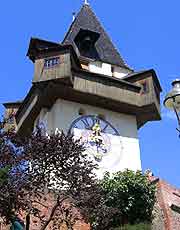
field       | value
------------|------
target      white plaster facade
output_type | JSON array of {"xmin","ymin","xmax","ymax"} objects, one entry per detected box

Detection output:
[
  {"xmin": 89, "ymin": 61, "xmax": 112, "ymax": 76},
  {"xmin": 34, "ymin": 99, "xmax": 141, "ymax": 177},
  {"xmin": 112, "ymin": 66, "xmax": 130, "ymax": 78},
  {"xmin": 88, "ymin": 61, "xmax": 130, "ymax": 78}
]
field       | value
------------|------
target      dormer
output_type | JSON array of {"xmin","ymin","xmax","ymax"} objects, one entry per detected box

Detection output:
[{"xmin": 27, "ymin": 38, "xmax": 81, "ymax": 83}]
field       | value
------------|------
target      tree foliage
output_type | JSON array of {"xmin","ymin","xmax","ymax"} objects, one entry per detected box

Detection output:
[
  {"xmin": 0, "ymin": 119, "xmax": 101, "ymax": 229},
  {"xmin": 0, "ymin": 117, "xmax": 156, "ymax": 229},
  {"xmin": 100, "ymin": 170, "xmax": 156, "ymax": 227},
  {"xmin": 0, "ymin": 166, "xmax": 9, "ymax": 185}
]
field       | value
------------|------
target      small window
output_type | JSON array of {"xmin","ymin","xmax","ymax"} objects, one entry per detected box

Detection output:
[
  {"xmin": 44, "ymin": 57, "xmax": 60, "ymax": 69},
  {"xmin": 154, "ymin": 82, "xmax": 160, "ymax": 103},
  {"xmin": 142, "ymin": 82, "xmax": 147, "ymax": 92},
  {"xmin": 140, "ymin": 80, "xmax": 149, "ymax": 95},
  {"xmin": 173, "ymin": 192, "xmax": 180, "ymax": 198},
  {"xmin": 171, "ymin": 204, "xmax": 180, "ymax": 214}
]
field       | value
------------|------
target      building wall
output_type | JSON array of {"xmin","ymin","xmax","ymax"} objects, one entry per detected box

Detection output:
[
  {"xmin": 113, "ymin": 66, "xmax": 130, "ymax": 78},
  {"xmin": 34, "ymin": 98, "xmax": 141, "ymax": 176},
  {"xmin": 33, "ymin": 53, "xmax": 71, "ymax": 83},
  {"xmin": 0, "ymin": 194, "xmax": 90, "ymax": 230},
  {"xmin": 150, "ymin": 177, "xmax": 180, "ymax": 230},
  {"xmin": 88, "ymin": 61, "xmax": 130, "ymax": 78},
  {"xmin": 152, "ymin": 189, "xmax": 166, "ymax": 230},
  {"xmin": 89, "ymin": 61, "xmax": 112, "ymax": 76}
]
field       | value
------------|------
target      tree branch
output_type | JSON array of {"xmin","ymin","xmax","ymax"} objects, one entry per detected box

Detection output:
[{"xmin": 40, "ymin": 196, "xmax": 68, "ymax": 230}]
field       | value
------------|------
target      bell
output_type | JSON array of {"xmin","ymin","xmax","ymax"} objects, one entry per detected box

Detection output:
[{"xmin": 81, "ymin": 36, "xmax": 92, "ymax": 50}]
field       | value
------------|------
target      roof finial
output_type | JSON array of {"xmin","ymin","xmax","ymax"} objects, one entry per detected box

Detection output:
[{"xmin": 84, "ymin": 0, "xmax": 89, "ymax": 5}]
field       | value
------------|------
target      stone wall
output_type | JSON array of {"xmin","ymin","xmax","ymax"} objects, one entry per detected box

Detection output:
[
  {"xmin": 0, "ymin": 193, "xmax": 90, "ymax": 230},
  {"xmin": 151, "ymin": 177, "xmax": 180, "ymax": 230},
  {"xmin": 1, "ymin": 178, "xmax": 180, "ymax": 230}
]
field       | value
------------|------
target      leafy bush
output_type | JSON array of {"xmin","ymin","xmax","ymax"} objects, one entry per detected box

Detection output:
[
  {"xmin": 100, "ymin": 170, "xmax": 156, "ymax": 227},
  {"xmin": 0, "ymin": 167, "xmax": 9, "ymax": 185}
]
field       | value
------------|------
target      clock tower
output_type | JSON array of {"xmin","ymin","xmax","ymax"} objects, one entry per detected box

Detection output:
[{"xmin": 4, "ymin": 3, "xmax": 162, "ymax": 175}]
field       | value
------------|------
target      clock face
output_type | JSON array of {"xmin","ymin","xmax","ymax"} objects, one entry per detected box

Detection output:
[
  {"xmin": 70, "ymin": 115, "xmax": 119, "ymax": 135},
  {"xmin": 70, "ymin": 115, "xmax": 121, "ymax": 162}
]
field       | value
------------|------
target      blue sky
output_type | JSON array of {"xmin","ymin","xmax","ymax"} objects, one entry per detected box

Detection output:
[{"xmin": 0, "ymin": 0, "xmax": 180, "ymax": 187}]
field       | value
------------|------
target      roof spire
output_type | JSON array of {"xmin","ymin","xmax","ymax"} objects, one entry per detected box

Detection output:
[
  {"xmin": 63, "ymin": 1, "xmax": 131, "ymax": 69},
  {"xmin": 84, "ymin": 0, "xmax": 89, "ymax": 5}
]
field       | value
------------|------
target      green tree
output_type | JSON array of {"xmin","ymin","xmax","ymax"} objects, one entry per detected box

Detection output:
[
  {"xmin": 0, "ymin": 167, "xmax": 9, "ymax": 185},
  {"xmin": 100, "ymin": 170, "xmax": 156, "ymax": 227},
  {"xmin": 0, "ymin": 119, "xmax": 101, "ymax": 230}
]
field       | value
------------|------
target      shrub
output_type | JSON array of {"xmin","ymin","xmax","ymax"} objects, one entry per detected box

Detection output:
[{"xmin": 100, "ymin": 170, "xmax": 156, "ymax": 227}]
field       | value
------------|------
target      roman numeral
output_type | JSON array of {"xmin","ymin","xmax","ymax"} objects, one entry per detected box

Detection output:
[
  {"xmin": 82, "ymin": 118, "xmax": 90, "ymax": 129},
  {"xmin": 92, "ymin": 116, "xmax": 99, "ymax": 126}
]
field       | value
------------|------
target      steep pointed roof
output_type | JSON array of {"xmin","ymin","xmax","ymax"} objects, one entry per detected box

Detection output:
[{"xmin": 63, "ymin": 4, "xmax": 131, "ymax": 70}]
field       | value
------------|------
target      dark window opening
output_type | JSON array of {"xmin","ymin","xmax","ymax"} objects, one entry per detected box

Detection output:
[
  {"xmin": 171, "ymin": 204, "xmax": 180, "ymax": 214},
  {"xmin": 44, "ymin": 57, "xmax": 60, "ymax": 69},
  {"xmin": 142, "ymin": 82, "xmax": 147, "ymax": 92},
  {"xmin": 154, "ymin": 83, "xmax": 160, "ymax": 103},
  {"xmin": 74, "ymin": 29, "xmax": 100, "ymax": 59},
  {"xmin": 111, "ymin": 66, "xmax": 115, "ymax": 77},
  {"xmin": 140, "ymin": 80, "xmax": 149, "ymax": 95},
  {"xmin": 173, "ymin": 192, "xmax": 180, "ymax": 198}
]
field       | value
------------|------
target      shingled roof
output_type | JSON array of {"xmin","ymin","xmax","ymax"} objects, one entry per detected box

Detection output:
[{"xmin": 63, "ymin": 3, "xmax": 131, "ymax": 70}]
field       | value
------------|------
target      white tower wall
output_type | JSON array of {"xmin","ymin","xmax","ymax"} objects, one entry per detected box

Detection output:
[{"xmin": 35, "ymin": 99, "xmax": 141, "ymax": 176}]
